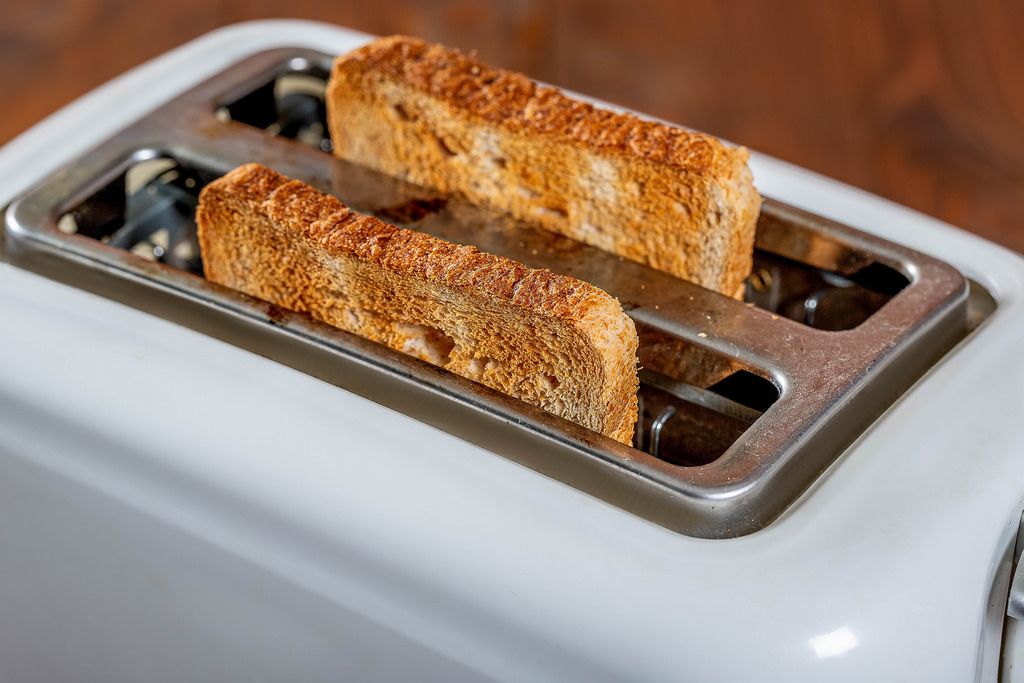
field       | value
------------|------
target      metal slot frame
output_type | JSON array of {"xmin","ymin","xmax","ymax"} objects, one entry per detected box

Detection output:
[{"xmin": 3, "ymin": 48, "xmax": 970, "ymax": 537}]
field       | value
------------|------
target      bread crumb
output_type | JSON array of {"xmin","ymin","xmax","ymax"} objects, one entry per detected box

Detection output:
[{"xmin": 698, "ymin": 332, "xmax": 708, "ymax": 338}]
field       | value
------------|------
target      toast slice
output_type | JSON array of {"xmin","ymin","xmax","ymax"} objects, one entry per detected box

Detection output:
[
  {"xmin": 326, "ymin": 36, "xmax": 761, "ymax": 298},
  {"xmin": 197, "ymin": 163, "xmax": 639, "ymax": 443}
]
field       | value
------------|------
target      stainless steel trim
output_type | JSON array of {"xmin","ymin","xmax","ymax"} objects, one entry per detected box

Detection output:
[{"xmin": 3, "ymin": 48, "xmax": 972, "ymax": 537}]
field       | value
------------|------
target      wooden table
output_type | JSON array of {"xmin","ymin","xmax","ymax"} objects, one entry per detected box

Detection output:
[{"xmin": 3, "ymin": 0, "xmax": 1021, "ymax": 252}]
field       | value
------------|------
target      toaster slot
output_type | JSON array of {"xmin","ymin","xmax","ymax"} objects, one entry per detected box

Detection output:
[
  {"xmin": 637, "ymin": 369, "xmax": 768, "ymax": 466},
  {"xmin": 217, "ymin": 56, "xmax": 333, "ymax": 153},
  {"xmin": 57, "ymin": 158, "xmax": 217, "ymax": 274}
]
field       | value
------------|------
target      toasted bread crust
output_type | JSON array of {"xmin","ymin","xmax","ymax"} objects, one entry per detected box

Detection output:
[
  {"xmin": 197, "ymin": 163, "xmax": 639, "ymax": 443},
  {"xmin": 328, "ymin": 36, "xmax": 761, "ymax": 297},
  {"xmin": 341, "ymin": 36, "xmax": 731, "ymax": 173}
]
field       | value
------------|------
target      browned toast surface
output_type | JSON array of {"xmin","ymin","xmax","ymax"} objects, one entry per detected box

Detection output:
[
  {"xmin": 197, "ymin": 163, "xmax": 639, "ymax": 443},
  {"xmin": 327, "ymin": 35, "xmax": 761, "ymax": 298}
]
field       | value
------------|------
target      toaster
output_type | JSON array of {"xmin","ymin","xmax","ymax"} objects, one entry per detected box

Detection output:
[{"xmin": 2, "ymin": 20, "xmax": 1023, "ymax": 682}]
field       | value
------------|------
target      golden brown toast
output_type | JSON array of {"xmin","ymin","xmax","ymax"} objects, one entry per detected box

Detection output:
[
  {"xmin": 197, "ymin": 163, "xmax": 639, "ymax": 443},
  {"xmin": 327, "ymin": 35, "xmax": 761, "ymax": 298}
]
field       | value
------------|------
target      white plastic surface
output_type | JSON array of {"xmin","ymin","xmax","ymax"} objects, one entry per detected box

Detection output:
[{"xmin": 2, "ymin": 21, "xmax": 1024, "ymax": 682}]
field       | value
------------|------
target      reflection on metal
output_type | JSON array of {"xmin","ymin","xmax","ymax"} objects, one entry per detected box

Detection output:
[{"xmin": 649, "ymin": 406, "xmax": 677, "ymax": 460}]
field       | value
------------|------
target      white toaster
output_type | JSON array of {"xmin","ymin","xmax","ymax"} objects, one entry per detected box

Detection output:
[{"xmin": 2, "ymin": 20, "xmax": 1023, "ymax": 682}]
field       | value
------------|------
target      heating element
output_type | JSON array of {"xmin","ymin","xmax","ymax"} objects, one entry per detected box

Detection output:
[{"xmin": 3, "ymin": 48, "xmax": 981, "ymax": 537}]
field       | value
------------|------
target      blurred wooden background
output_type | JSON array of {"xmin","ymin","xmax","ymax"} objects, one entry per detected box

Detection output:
[{"xmin": 3, "ymin": 0, "xmax": 1022, "ymax": 251}]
